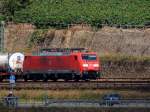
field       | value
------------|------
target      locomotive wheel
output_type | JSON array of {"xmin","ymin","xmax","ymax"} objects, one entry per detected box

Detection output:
[
  {"xmin": 64, "ymin": 79, "xmax": 69, "ymax": 82},
  {"xmin": 75, "ymin": 79, "xmax": 79, "ymax": 82},
  {"xmin": 52, "ymin": 74, "xmax": 58, "ymax": 82},
  {"xmin": 74, "ymin": 75, "xmax": 80, "ymax": 82},
  {"xmin": 75, "ymin": 78, "xmax": 79, "ymax": 82},
  {"xmin": 52, "ymin": 77, "xmax": 58, "ymax": 82},
  {"xmin": 43, "ymin": 78, "xmax": 48, "ymax": 82},
  {"xmin": 83, "ymin": 76, "xmax": 89, "ymax": 82},
  {"xmin": 43, "ymin": 74, "xmax": 48, "ymax": 82},
  {"xmin": 24, "ymin": 78, "xmax": 28, "ymax": 82},
  {"xmin": 52, "ymin": 78, "xmax": 57, "ymax": 82},
  {"xmin": 15, "ymin": 77, "xmax": 17, "ymax": 82},
  {"xmin": 24, "ymin": 76, "xmax": 28, "ymax": 82},
  {"xmin": 0, "ymin": 77, "xmax": 3, "ymax": 82},
  {"xmin": 64, "ymin": 75, "xmax": 70, "ymax": 82},
  {"xmin": 33, "ymin": 78, "xmax": 37, "ymax": 82},
  {"xmin": 84, "ymin": 79, "xmax": 89, "ymax": 82},
  {"xmin": 23, "ymin": 74, "xmax": 29, "ymax": 82}
]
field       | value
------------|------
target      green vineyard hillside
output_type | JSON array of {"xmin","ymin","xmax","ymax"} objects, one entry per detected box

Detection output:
[{"xmin": 0, "ymin": 0, "xmax": 150, "ymax": 27}]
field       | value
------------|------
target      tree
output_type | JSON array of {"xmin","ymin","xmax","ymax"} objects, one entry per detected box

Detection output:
[
  {"xmin": 0, "ymin": 0, "xmax": 31, "ymax": 20},
  {"xmin": 20, "ymin": 0, "xmax": 31, "ymax": 8},
  {"xmin": 1, "ymin": 0, "xmax": 20, "ymax": 16}
]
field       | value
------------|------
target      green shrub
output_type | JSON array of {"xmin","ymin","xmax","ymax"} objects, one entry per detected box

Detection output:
[
  {"xmin": 28, "ymin": 29, "xmax": 48, "ymax": 48},
  {"xmin": 0, "ymin": 15, "xmax": 5, "ymax": 21}
]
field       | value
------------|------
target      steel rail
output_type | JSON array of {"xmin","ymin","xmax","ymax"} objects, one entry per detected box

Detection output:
[
  {"xmin": 1, "ymin": 81, "xmax": 150, "ymax": 89},
  {"xmin": 1, "ymin": 77, "xmax": 150, "ymax": 82}
]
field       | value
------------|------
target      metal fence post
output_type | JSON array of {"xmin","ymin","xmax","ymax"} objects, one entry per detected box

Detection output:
[{"xmin": 0, "ymin": 21, "xmax": 5, "ymax": 52}]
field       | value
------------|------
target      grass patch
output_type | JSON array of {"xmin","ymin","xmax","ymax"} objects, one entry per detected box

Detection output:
[
  {"xmin": 100, "ymin": 54, "xmax": 150, "ymax": 62},
  {"xmin": 0, "ymin": 89, "xmax": 150, "ymax": 100},
  {"xmin": 0, "ymin": 107, "xmax": 149, "ymax": 112}
]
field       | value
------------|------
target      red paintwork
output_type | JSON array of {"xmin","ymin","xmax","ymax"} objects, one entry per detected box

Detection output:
[{"xmin": 23, "ymin": 52, "xmax": 101, "ymax": 76}]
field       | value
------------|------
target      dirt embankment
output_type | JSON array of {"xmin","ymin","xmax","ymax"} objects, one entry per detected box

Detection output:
[
  {"xmin": 4, "ymin": 23, "xmax": 150, "ymax": 78},
  {"xmin": 5, "ymin": 24, "xmax": 150, "ymax": 56},
  {"xmin": 5, "ymin": 23, "xmax": 35, "ymax": 52}
]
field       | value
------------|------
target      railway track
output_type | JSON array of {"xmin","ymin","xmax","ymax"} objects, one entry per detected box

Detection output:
[
  {"xmin": 1, "ymin": 77, "xmax": 150, "ymax": 82},
  {"xmin": 1, "ymin": 78, "xmax": 150, "ymax": 89}
]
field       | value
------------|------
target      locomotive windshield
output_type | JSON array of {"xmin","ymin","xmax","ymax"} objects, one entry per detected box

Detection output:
[{"xmin": 82, "ymin": 54, "xmax": 97, "ymax": 60}]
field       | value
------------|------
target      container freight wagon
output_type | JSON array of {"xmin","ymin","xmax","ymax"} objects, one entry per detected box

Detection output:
[{"xmin": 23, "ymin": 48, "xmax": 101, "ymax": 81}]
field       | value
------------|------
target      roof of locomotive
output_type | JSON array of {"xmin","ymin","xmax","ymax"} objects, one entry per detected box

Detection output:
[
  {"xmin": 30, "ymin": 48, "xmax": 96, "ymax": 56},
  {"xmin": 40, "ymin": 48, "xmax": 87, "ymax": 52}
]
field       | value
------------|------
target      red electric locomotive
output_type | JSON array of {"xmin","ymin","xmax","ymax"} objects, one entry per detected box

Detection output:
[{"xmin": 23, "ymin": 48, "xmax": 101, "ymax": 81}]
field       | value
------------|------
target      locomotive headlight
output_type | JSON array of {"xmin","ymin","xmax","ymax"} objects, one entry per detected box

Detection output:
[
  {"xmin": 83, "ymin": 64, "xmax": 88, "ymax": 67},
  {"xmin": 93, "ymin": 64, "xmax": 99, "ymax": 67}
]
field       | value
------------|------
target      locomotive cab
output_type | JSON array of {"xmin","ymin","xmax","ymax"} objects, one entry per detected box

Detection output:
[{"xmin": 81, "ymin": 53, "xmax": 100, "ymax": 79}]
